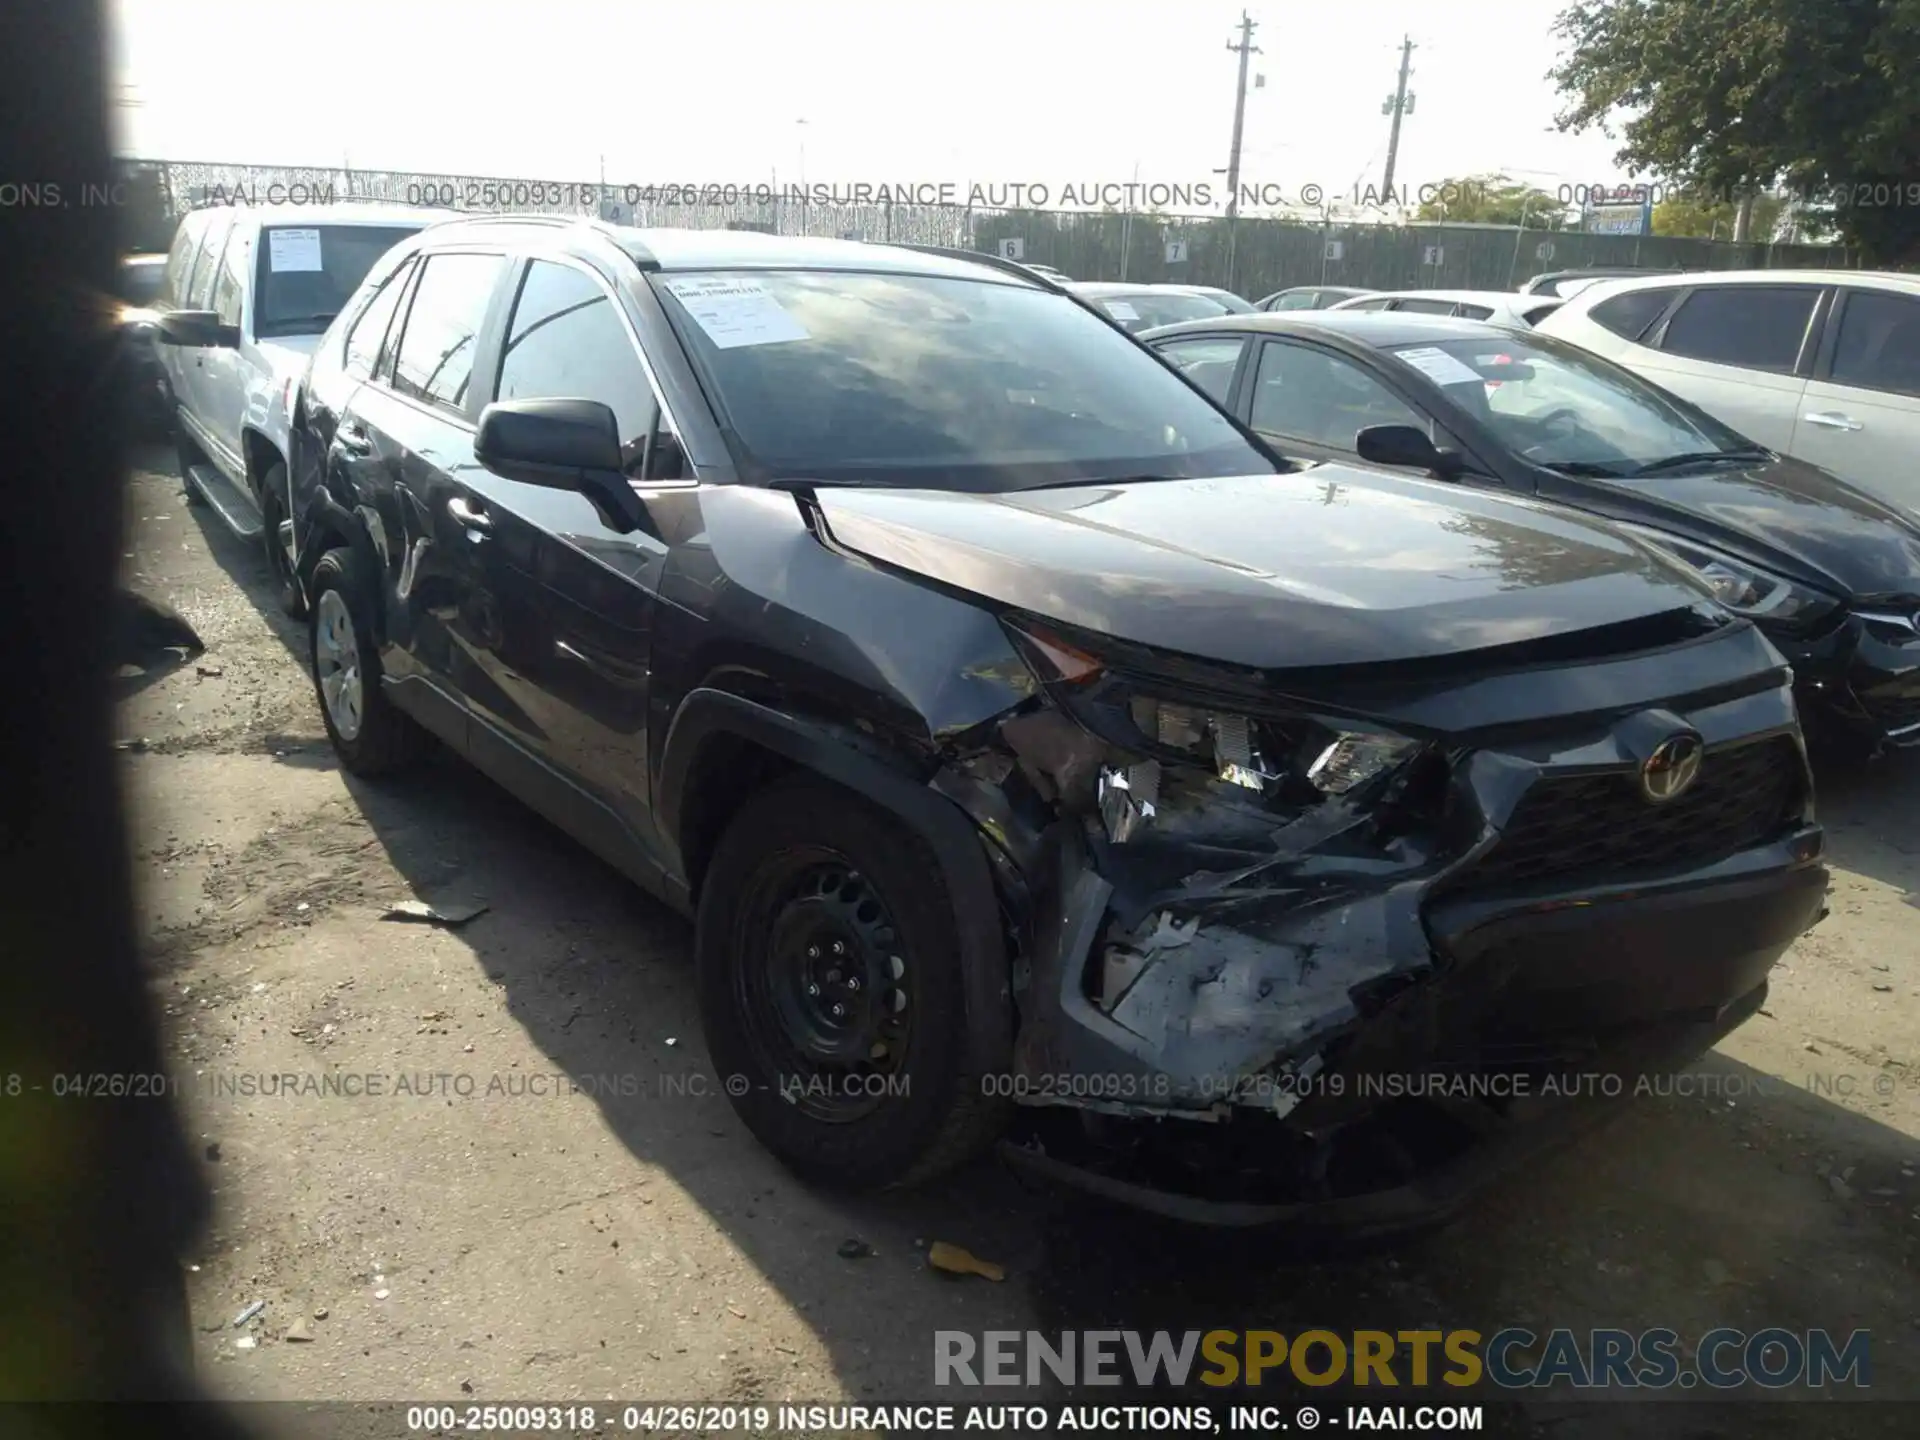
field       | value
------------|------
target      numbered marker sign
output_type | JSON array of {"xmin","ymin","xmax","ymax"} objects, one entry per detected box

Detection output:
[
  {"xmin": 1165, "ymin": 239, "xmax": 1189, "ymax": 264},
  {"xmin": 1324, "ymin": 240, "xmax": 1345, "ymax": 261},
  {"xmin": 1535, "ymin": 240, "xmax": 1556, "ymax": 262},
  {"xmin": 1422, "ymin": 245, "xmax": 1445, "ymax": 266},
  {"xmin": 998, "ymin": 237, "xmax": 1025, "ymax": 260}
]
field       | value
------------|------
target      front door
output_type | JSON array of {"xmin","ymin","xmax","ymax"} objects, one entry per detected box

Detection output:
[{"xmin": 466, "ymin": 258, "xmax": 685, "ymax": 831}]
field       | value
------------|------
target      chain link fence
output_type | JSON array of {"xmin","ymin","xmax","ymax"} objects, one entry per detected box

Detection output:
[{"xmin": 119, "ymin": 158, "xmax": 1861, "ymax": 294}]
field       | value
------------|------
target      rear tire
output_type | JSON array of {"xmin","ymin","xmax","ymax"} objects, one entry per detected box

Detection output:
[
  {"xmin": 308, "ymin": 546, "xmax": 428, "ymax": 776},
  {"xmin": 696, "ymin": 775, "xmax": 1008, "ymax": 1191},
  {"xmin": 259, "ymin": 463, "xmax": 307, "ymax": 619}
]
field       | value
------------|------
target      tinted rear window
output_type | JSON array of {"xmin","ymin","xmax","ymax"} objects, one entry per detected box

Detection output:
[
  {"xmin": 655, "ymin": 269, "xmax": 1269, "ymax": 491},
  {"xmin": 1589, "ymin": 287, "xmax": 1677, "ymax": 341},
  {"xmin": 1658, "ymin": 286, "xmax": 1820, "ymax": 372},
  {"xmin": 254, "ymin": 225, "xmax": 421, "ymax": 337}
]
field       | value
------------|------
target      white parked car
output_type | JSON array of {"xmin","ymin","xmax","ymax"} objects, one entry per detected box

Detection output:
[
  {"xmin": 155, "ymin": 202, "xmax": 457, "ymax": 608},
  {"xmin": 1325, "ymin": 288, "xmax": 1563, "ymax": 327},
  {"xmin": 1536, "ymin": 269, "xmax": 1920, "ymax": 517}
]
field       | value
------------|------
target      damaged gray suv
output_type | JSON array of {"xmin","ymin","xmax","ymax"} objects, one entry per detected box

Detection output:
[{"xmin": 286, "ymin": 223, "xmax": 1829, "ymax": 1228}]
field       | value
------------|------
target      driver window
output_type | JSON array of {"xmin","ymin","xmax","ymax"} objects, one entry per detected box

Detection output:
[{"xmin": 1250, "ymin": 341, "xmax": 1425, "ymax": 450}]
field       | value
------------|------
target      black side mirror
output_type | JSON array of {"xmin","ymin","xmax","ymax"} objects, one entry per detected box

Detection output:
[
  {"xmin": 475, "ymin": 398, "xmax": 654, "ymax": 535},
  {"xmin": 1356, "ymin": 423, "xmax": 1465, "ymax": 479},
  {"xmin": 156, "ymin": 309, "xmax": 238, "ymax": 348}
]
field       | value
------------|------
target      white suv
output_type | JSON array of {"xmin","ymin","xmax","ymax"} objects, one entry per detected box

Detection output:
[
  {"xmin": 1537, "ymin": 270, "xmax": 1920, "ymax": 518},
  {"xmin": 156, "ymin": 203, "xmax": 455, "ymax": 607}
]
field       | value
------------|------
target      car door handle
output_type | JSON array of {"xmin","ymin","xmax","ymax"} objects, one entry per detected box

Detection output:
[
  {"xmin": 1803, "ymin": 411, "xmax": 1863, "ymax": 431},
  {"xmin": 336, "ymin": 421, "xmax": 373, "ymax": 455},
  {"xmin": 447, "ymin": 495, "xmax": 493, "ymax": 534}
]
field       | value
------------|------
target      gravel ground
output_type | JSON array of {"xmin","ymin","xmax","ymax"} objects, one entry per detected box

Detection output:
[{"xmin": 114, "ymin": 447, "xmax": 1920, "ymax": 1438}]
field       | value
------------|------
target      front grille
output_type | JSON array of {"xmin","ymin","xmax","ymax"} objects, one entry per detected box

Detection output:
[{"xmin": 1459, "ymin": 737, "xmax": 1803, "ymax": 893}]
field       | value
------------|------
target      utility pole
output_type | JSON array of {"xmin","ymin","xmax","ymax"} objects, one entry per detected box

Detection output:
[
  {"xmin": 1380, "ymin": 36, "xmax": 1415, "ymax": 203},
  {"xmin": 1223, "ymin": 11, "xmax": 1260, "ymax": 287}
]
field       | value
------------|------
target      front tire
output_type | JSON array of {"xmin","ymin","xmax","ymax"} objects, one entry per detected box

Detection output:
[
  {"xmin": 697, "ymin": 776, "xmax": 1007, "ymax": 1191},
  {"xmin": 308, "ymin": 546, "xmax": 427, "ymax": 776},
  {"xmin": 259, "ymin": 463, "xmax": 307, "ymax": 619},
  {"xmin": 175, "ymin": 422, "xmax": 207, "ymax": 506}
]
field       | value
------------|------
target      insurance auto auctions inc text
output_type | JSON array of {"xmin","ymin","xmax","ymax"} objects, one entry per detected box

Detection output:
[{"xmin": 935, "ymin": 1328, "xmax": 1872, "ymax": 1392}]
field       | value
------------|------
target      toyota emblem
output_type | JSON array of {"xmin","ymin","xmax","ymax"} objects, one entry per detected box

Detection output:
[{"xmin": 1640, "ymin": 733, "xmax": 1705, "ymax": 803}]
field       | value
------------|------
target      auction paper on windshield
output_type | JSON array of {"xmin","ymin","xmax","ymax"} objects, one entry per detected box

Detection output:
[
  {"xmin": 268, "ymin": 229, "xmax": 324, "ymax": 273},
  {"xmin": 662, "ymin": 276, "xmax": 810, "ymax": 349},
  {"xmin": 1397, "ymin": 346, "xmax": 1484, "ymax": 387}
]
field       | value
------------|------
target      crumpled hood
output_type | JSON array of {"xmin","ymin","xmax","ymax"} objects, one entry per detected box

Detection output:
[
  {"xmin": 813, "ymin": 467, "xmax": 1718, "ymax": 671},
  {"xmin": 1563, "ymin": 455, "xmax": 1920, "ymax": 603}
]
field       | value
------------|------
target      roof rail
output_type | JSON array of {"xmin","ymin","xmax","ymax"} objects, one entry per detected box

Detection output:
[{"xmin": 881, "ymin": 243, "xmax": 1066, "ymax": 293}]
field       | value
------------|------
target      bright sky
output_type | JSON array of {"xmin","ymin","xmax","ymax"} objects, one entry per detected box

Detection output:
[{"xmin": 110, "ymin": 0, "xmax": 1627, "ymax": 201}]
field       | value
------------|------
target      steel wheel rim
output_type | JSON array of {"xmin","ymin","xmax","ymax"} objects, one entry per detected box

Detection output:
[
  {"xmin": 735, "ymin": 851, "xmax": 913, "ymax": 1123},
  {"xmin": 314, "ymin": 589, "xmax": 363, "ymax": 741}
]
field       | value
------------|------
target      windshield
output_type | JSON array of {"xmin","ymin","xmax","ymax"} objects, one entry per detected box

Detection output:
[
  {"xmin": 254, "ymin": 225, "xmax": 421, "ymax": 337},
  {"xmin": 653, "ymin": 269, "xmax": 1272, "ymax": 490},
  {"xmin": 1386, "ymin": 333, "xmax": 1749, "ymax": 473},
  {"xmin": 1083, "ymin": 289, "xmax": 1232, "ymax": 332}
]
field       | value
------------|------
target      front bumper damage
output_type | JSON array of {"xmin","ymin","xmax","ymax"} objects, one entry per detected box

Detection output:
[
  {"xmin": 1776, "ymin": 606, "xmax": 1920, "ymax": 750},
  {"xmin": 935, "ymin": 619, "xmax": 1831, "ymax": 1228}
]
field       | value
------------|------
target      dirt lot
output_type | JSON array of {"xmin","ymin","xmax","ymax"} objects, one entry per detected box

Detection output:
[{"xmin": 115, "ymin": 445, "xmax": 1919, "ymax": 1437}]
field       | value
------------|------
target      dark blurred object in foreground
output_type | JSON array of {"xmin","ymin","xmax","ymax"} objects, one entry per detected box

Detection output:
[{"xmin": 0, "ymin": 3, "xmax": 243, "ymax": 1436}]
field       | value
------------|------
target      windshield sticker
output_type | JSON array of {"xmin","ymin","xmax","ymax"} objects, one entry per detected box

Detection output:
[
  {"xmin": 662, "ymin": 276, "xmax": 809, "ymax": 349},
  {"xmin": 267, "ymin": 228, "xmax": 323, "ymax": 273},
  {"xmin": 1397, "ymin": 346, "xmax": 1484, "ymax": 387},
  {"xmin": 1104, "ymin": 301, "xmax": 1140, "ymax": 320}
]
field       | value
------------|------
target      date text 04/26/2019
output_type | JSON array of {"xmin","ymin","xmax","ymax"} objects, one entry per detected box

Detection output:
[{"xmin": 402, "ymin": 1403, "xmax": 1483, "ymax": 1434}]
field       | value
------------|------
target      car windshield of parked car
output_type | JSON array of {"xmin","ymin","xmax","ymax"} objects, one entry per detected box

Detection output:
[
  {"xmin": 1086, "ymin": 290, "xmax": 1232, "ymax": 332},
  {"xmin": 655, "ymin": 270, "xmax": 1273, "ymax": 490},
  {"xmin": 254, "ymin": 225, "xmax": 420, "ymax": 337},
  {"xmin": 1386, "ymin": 334, "xmax": 1745, "ymax": 473}
]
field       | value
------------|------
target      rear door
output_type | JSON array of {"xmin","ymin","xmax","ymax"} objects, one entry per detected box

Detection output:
[
  {"xmin": 466, "ymin": 256, "xmax": 690, "ymax": 825},
  {"xmin": 1631, "ymin": 283, "xmax": 1823, "ymax": 450},
  {"xmin": 340, "ymin": 250, "xmax": 514, "ymax": 704},
  {"xmin": 1792, "ymin": 284, "xmax": 1920, "ymax": 516}
]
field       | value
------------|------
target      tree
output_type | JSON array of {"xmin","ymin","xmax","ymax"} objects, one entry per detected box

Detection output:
[
  {"xmin": 1652, "ymin": 191, "xmax": 1787, "ymax": 241},
  {"xmin": 1414, "ymin": 173, "xmax": 1569, "ymax": 227},
  {"xmin": 1551, "ymin": 0, "xmax": 1920, "ymax": 263}
]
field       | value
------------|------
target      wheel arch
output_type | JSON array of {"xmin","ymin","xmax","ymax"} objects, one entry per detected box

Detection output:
[{"xmin": 660, "ymin": 689, "xmax": 1013, "ymax": 1067}]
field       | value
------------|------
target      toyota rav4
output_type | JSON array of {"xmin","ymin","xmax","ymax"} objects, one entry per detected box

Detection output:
[{"xmin": 285, "ymin": 220, "xmax": 1829, "ymax": 1228}]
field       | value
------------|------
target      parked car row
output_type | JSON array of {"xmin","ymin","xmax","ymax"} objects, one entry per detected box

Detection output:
[{"xmin": 147, "ymin": 208, "xmax": 1901, "ymax": 1231}]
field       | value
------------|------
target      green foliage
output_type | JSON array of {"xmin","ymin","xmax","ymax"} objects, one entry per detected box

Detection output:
[
  {"xmin": 1415, "ymin": 174, "xmax": 1569, "ymax": 227},
  {"xmin": 1551, "ymin": 0, "xmax": 1920, "ymax": 262},
  {"xmin": 1652, "ymin": 191, "xmax": 1787, "ymax": 240}
]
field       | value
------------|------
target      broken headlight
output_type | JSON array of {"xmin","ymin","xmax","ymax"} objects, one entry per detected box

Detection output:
[
  {"xmin": 1127, "ymin": 697, "xmax": 1418, "ymax": 794},
  {"xmin": 1002, "ymin": 619, "xmax": 1427, "ymax": 845}
]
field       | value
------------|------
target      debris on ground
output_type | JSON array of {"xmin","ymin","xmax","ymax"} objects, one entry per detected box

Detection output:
[
  {"xmin": 927, "ymin": 1241, "xmax": 1005, "ymax": 1281},
  {"xmin": 234, "ymin": 1335, "xmax": 257, "ymax": 1350},
  {"xmin": 231, "ymin": 1300, "xmax": 265, "ymax": 1327},
  {"xmin": 836, "ymin": 1239, "xmax": 872, "ymax": 1260},
  {"xmin": 312, "ymin": 1307, "xmax": 328, "ymax": 1320},
  {"xmin": 285, "ymin": 1318, "xmax": 314, "ymax": 1342},
  {"xmin": 195, "ymin": 663, "xmax": 224, "ymax": 678},
  {"xmin": 204, "ymin": 1142, "xmax": 221, "ymax": 1162},
  {"xmin": 383, "ymin": 898, "xmax": 490, "ymax": 927}
]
